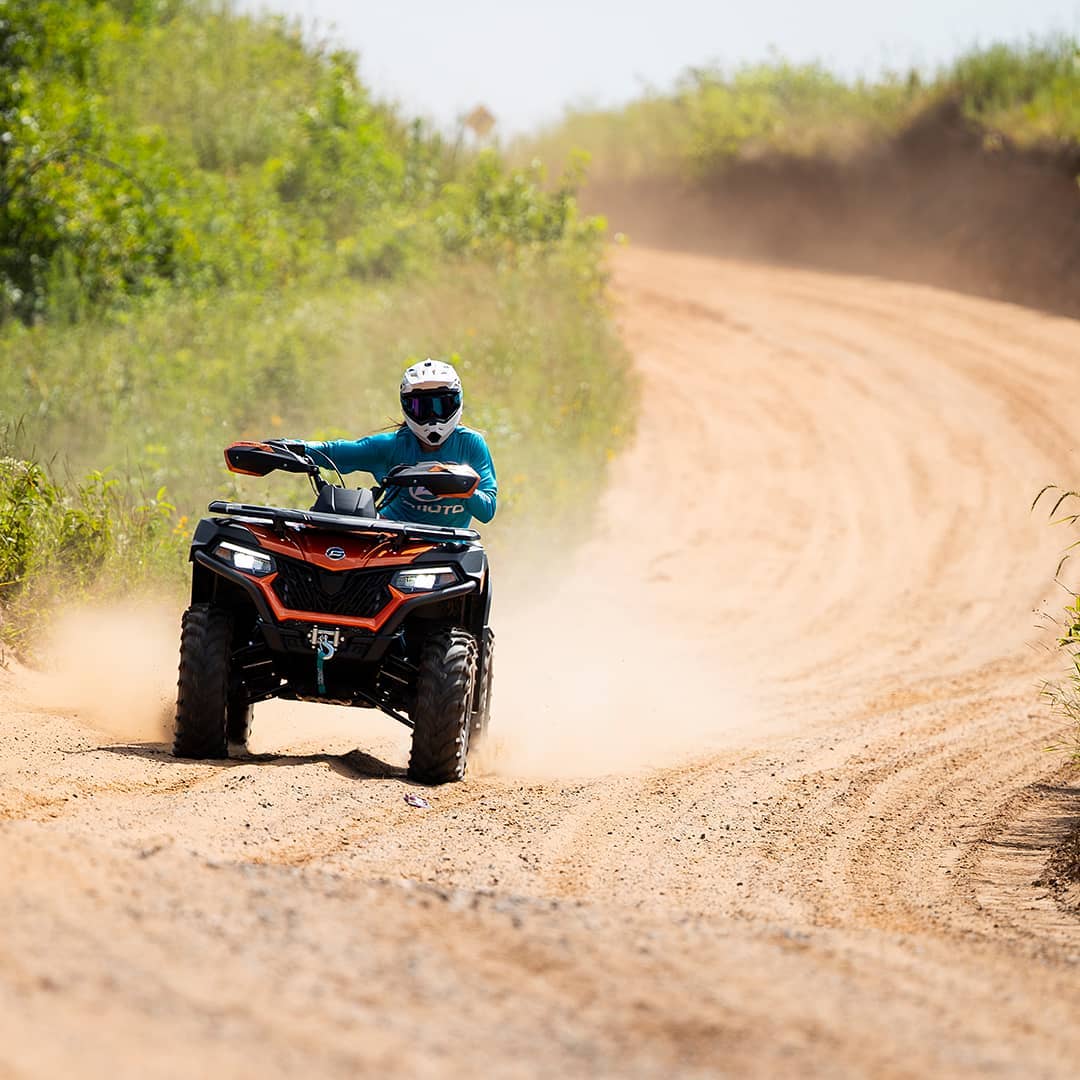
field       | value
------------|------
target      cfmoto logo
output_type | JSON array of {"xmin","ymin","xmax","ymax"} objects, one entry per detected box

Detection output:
[
  {"xmin": 408, "ymin": 485, "xmax": 465, "ymax": 516},
  {"xmin": 325, "ymin": 546, "xmax": 346, "ymax": 560}
]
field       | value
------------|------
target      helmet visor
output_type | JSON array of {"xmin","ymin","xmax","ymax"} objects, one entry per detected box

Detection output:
[{"xmin": 402, "ymin": 389, "xmax": 461, "ymax": 424}]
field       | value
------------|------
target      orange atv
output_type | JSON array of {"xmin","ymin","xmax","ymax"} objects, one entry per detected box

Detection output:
[{"xmin": 172, "ymin": 441, "xmax": 493, "ymax": 784}]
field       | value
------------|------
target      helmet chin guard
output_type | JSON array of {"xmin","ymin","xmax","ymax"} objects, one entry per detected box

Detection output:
[
  {"xmin": 400, "ymin": 359, "xmax": 463, "ymax": 448},
  {"xmin": 404, "ymin": 413, "xmax": 460, "ymax": 447}
]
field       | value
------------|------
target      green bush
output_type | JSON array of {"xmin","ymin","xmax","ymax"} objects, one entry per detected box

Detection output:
[
  {"xmin": 518, "ymin": 38, "xmax": 1080, "ymax": 181},
  {"xmin": 0, "ymin": 459, "xmax": 141, "ymax": 592},
  {"xmin": 1031, "ymin": 486, "xmax": 1080, "ymax": 756},
  {"xmin": 0, "ymin": 459, "xmax": 192, "ymax": 645},
  {"xmin": 950, "ymin": 41, "xmax": 1080, "ymax": 143},
  {"xmin": 0, "ymin": 0, "xmax": 607, "ymax": 321}
]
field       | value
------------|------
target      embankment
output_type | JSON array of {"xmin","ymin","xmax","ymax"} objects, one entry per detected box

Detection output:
[{"xmin": 587, "ymin": 103, "xmax": 1080, "ymax": 318}]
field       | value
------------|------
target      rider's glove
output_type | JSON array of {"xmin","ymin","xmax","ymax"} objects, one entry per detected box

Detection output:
[{"xmin": 267, "ymin": 438, "xmax": 306, "ymax": 456}]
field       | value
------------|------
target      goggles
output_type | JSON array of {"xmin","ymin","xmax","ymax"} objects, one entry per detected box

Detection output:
[{"xmin": 401, "ymin": 389, "xmax": 462, "ymax": 424}]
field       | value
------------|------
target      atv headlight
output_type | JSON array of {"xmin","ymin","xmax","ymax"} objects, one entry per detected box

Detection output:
[
  {"xmin": 391, "ymin": 566, "xmax": 457, "ymax": 592},
  {"xmin": 215, "ymin": 540, "xmax": 275, "ymax": 577}
]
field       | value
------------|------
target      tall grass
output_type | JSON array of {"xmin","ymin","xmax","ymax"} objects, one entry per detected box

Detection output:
[
  {"xmin": 1034, "ymin": 486, "xmax": 1080, "ymax": 758},
  {"xmin": 3, "ymin": 260, "xmax": 627, "ymax": 506},
  {"xmin": 950, "ymin": 41, "xmax": 1080, "ymax": 142}
]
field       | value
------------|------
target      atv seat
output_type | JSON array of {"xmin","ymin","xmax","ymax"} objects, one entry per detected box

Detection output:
[{"xmin": 310, "ymin": 485, "xmax": 377, "ymax": 518}]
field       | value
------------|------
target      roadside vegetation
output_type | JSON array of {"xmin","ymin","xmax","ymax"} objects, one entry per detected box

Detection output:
[
  {"xmin": 1034, "ymin": 487, "xmax": 1080, "ymax": 758},
  {"xmin": 0, "ymin": 0, "xmax": 631, "ymax": 649},
  {"xmin": 519, "ymin": 38, "xmax": 1080, "ymax": 180}
]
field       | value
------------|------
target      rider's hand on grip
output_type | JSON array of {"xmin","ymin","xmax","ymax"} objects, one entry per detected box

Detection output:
[{"xmin": 267, "ymin": 438, "xmax": 306, "ymax": 456}]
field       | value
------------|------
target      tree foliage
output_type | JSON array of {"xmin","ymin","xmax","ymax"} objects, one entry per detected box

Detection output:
[{"xmin": 0, "ymin": 0, "xmax": 600, "ymax": 323}]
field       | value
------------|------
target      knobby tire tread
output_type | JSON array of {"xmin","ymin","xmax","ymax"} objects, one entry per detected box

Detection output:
[
  {"xmin": 408, "ymin": 628, "xmax": 477, "ymax": 785},
  {"xmin": 173, "ymin": 603, "xmax": 232, "ymax": 759}
]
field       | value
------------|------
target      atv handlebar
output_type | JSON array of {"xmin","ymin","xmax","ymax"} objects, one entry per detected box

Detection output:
[{"xmin": 226, "ymin": 441, "xmax": 480, "ymax": 500}]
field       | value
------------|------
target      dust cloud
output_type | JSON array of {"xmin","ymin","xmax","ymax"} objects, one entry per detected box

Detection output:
[
  {"xmin": 12, "ymin": 601, "xmax": 413, "ymax": 759},
  {"xmin": 478, "ymin": 574, "xmax": 760, "ymax": 780},
  {"xmin": 10, "ymin": 563, "xmax": 760, "ymax": 778},
  {"xmin": 19, "ymin": 603, "xmax": 179, "ymax": 742},
  {"xmin": 582, "ymin": 105, "xmax": 1080, "ymax": 323},
  {"xmin": 252, "ymin": 697, "xmax": 411, "ymax": 761}
]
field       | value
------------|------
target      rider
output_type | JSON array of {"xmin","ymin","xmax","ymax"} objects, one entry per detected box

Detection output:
[{"xmin": 292, "ymin": 359, "xmax": 497, "ymax": 528}]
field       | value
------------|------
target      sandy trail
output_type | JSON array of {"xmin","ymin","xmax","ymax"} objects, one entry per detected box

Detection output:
[{"xmin": 3, "ymin": 246, "xmax": 1080, "ymax": 1077}]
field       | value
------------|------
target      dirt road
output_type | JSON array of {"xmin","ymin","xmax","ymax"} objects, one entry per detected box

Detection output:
[{"xmin": 3, "ymin": 247, "xmax": 1080, "ymax": 1078}]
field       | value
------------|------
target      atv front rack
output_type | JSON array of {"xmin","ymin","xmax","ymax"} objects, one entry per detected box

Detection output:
[{"xmin": 207, "ymin": 501, "xmax": 480, "ymax": 544}]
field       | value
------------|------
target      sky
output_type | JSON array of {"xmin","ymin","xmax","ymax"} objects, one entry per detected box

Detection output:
[{"xmin": 236, "ymin": 0, "xmax": 1080, "ymax": 135}]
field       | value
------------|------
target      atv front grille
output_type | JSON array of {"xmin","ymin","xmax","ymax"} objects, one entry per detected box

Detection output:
[{"xmin": 271, "ymin": 559, "xmax": 395, "ymax": 618}]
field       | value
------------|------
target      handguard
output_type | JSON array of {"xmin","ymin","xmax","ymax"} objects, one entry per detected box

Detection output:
[
  {"xmin": 224, "ymin": 441, "xmax": 316, "ymax": 477},
  {"xmin": 382, "ymin": 462, "xmax": 480, "ymax": 499}
]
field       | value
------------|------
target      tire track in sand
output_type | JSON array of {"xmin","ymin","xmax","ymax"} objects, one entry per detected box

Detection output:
[{"xmin": 2, "ymin": 247, "xmax": 1080, "ymax": 1077}]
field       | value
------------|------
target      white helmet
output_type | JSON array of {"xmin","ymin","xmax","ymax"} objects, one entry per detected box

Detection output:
[{"xmin": 400, "ymin": 359, "xmax": 463, "ymax": 448}]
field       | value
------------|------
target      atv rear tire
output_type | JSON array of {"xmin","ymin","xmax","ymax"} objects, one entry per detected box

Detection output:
[
  {"xmin": 226, "ymin": 697, "xmax": 253, "ymax": 749},
  {"xmin": 408, "ymin": 628, "xmax": 477, "ymax": 785},
  {"xmin": 470, "ymin": 627, "xmax": 494, "ymax": 748},
  {"xmin": 173, "ymin": 603, "xmax": 232, "ymax": 759}
]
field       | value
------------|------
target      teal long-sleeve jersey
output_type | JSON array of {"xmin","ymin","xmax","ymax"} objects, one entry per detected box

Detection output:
[{"xmin": 304, "ymin": 426, "xmax": 497, "ymax": 528}]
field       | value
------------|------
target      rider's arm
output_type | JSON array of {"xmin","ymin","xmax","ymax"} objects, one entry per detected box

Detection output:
[
  {"xmin": 302, "ymin": 433, "xmax": 397, "ymax": 479},
  {"xmin": 461, "ymin": 431, "xmax": 498, "ymax": 524}
]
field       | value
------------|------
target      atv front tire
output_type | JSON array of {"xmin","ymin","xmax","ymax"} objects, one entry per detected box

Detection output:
[
  {"xmin": 173, "ymin": 603, "xmax": 232, "ymax": 759},
  {"xmin": 408, "ymin": 628, "xmax": 477, "ymax": 785}
]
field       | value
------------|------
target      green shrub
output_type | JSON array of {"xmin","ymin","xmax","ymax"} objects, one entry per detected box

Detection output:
[
  {"xmin": 517, "ymin": 38, "xmax": 1080, "ymax": 181},
  {"xmin": 0, "ymin": 0, "xmax": 608, "ymax": 322},
  {"xmin": 0, "ymin": 453, "xmax": 123, "ymax": 639},
  {"xmin": 1032, "ymin": 486, "xmax": 1080, "ymax": 756},
  {"xmin": 950, "ymin": 40, "xmax": 1080, "ymax": 143}
]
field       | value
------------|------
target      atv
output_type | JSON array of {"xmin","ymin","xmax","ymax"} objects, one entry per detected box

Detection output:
[{"xmin": 172, "ymin": 440, "xmax": 494, "ymax": 784}]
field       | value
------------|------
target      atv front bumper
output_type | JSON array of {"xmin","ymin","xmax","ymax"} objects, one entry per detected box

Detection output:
[{"xmin": 192, "ymin": 549, "xmax": 478, "ymax": 665}]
